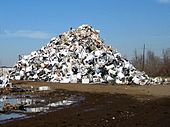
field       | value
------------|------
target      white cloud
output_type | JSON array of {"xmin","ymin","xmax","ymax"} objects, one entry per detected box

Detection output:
[
  {"xmin": 1, "ymin": 30, "xmax": 51, "ymax": 39},
  {"xmin": 158, "ymin": 0, "xmax": 170, "ymax": 4}
]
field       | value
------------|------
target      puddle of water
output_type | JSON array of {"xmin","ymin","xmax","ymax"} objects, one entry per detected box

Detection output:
[
  {"xmin": 47, "ymin": 100, "xmax": 75, "ymax": 107},
  {"xmin": 0, "ymin": 113, "xmax": 26, "ymax": 121},
  {"xmin": 0, "ymin": 95, "xmax": 44, "ymax": 107},
  {"xmin": 0, "ymin": 96, "xmax": 16, "ymax": 104},
  {"xmin": 17, "ymin": 98, "xmax": 44, "ymax": 106},
  {"xmin": 26, "ymin": 107, "xmax": 49, "ymax": 113},
  {"xmin": 0, "ymin": 96, "xmax": 18, "ymax": 111},
  {"xmin": 25, "ymin": 96, "xmax": 85, "ymax": 113},
  {"xmin": 84, "ymin": 108, "xmax": 96, "ymax": 112},
  {"xmin": 0, "ymin": 94, "xmax": 85, "ymax": 122}
]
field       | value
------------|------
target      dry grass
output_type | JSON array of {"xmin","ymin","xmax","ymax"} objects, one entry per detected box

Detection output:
[{"xmin": 11, "ymin": 80, "xmax": 170, "ymax": 99}]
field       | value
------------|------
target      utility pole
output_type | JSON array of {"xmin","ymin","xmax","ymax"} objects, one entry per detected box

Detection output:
[{"xmin": 142, "ymin": 44, "xmax": 145, "ymax": 71}]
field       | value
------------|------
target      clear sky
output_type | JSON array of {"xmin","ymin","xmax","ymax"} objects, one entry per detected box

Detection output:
[{"xmin": 0, "ymin": 0, "xmax": 170, "ymax": 66}]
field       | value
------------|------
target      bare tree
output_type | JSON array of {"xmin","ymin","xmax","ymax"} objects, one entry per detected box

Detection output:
[
  {"xmin": 132, "ymin": 48, "xmax": 170, "ymax": 77},
  {"xmin": 132, "ymin": 49, "xmax": 143, "ymax": 71},
  {"xmin": 160, "ymin": 48, "xmax": 170, "ymax": 76},
  {"xmin": 162, "ymin": 48, "xmax": 170, "ymax": 64},
  {"xmin": 144, "ymin": 50, "xmax": 162, "ymax": 76}
]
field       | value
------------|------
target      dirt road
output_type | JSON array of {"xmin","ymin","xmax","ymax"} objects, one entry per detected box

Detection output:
[{"xmin": 1, "ymin": 81, "xmax": 170, "ymax": 127}]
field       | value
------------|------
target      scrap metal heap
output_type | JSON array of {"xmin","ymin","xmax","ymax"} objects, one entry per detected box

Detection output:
[
  {"xmin": 0, "ymin": 76, "xmax": 12, "ymax": 88},
  {"xmin": 9, "ymin": 25, "xmax": 165, "ymax": 85}
]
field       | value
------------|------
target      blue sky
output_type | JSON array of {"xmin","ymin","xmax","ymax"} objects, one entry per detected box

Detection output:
[{"xmin": 0, "ymin": 0, "xmax": 170, "ymax": 66}]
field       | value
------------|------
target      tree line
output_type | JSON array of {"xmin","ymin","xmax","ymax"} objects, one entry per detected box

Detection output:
[{"xmin": 132, "ymin": 48, "xmax": 170, "ymax": 77}]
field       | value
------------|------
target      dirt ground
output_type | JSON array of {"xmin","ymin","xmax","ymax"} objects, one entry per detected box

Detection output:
[{"xmin": 1, "ymin": 81, "xmax": 170, "ymax": 127}]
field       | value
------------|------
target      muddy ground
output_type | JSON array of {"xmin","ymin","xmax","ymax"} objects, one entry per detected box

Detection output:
[{"xmin": 1, "ymin": 81, "xmax": 170, "ymax": 127}]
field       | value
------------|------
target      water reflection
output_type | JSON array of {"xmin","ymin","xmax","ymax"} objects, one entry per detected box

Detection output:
[
  {"xmin": 0, "ymin": 113, "xmax": 26, "ymax": 121},
  {"xmin": 0, "ymin": 94, "xmax": 84, "ymax": 122}
]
